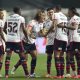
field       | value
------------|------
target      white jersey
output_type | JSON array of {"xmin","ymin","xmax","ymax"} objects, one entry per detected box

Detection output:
[
  {"xmin": 43, "ymin": 19, "xmax": 55, "ymax": 45},
  {"xmin": 6, "ymin": 14, "xmax": 25, "ymax": 42},
  {"xmin": 24, "ymin": 20, "xmax": 44, "ymax": 44},
  {"xmin": 68, "ymin": 15, "xmax": 80, "ymax": 42},
  {"xmin": 53, "ymin": 12, "xmax": 68, "ymax": 42},
  {"xmin": 0, "ymin": 19, "xmax": 4, "ymax": 46}
]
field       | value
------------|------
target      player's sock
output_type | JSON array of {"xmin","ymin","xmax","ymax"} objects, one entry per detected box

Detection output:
[
  {"xmin": 55, "ymin": 57, "xmax": 61, "ymax": 76},
  {"xmin": 30, "ymin": 58, "xmax": 37, "ymax": 74},
  {"xmin": 5, "ymin": 56, "xmax": 11, "ymax": 75},
  {"xmin": 76, "ymin": 53, "xmax": 80, "ymax": 75},
  {"xmin": 0, "ymin": 62, "xmax": 2, "ymax": 71},
  {"xmin": 66, "ymin": 56, "xmax": 70, "ymax": 74},
  {"xmin": 47, "ymin": 55, "xmax": 52, "ymax": 74},
  {"xmin": 20, "ymin": 57, "xmax": 29, "ymax": 75},
  {"xmin": 14, "ymin": 59, "xmax": 21, "ymax": 71},
  {"xmin": 70, "ymin": 57, "xmax": 76, "ymax": 71},
  {"xmin": 60, "ymin": 57, "xmax": 64, "ymax": 76}
]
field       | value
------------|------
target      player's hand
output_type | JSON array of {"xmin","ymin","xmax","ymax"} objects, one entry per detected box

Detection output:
[{"xmin": 30, "ymin": 33, "xmax": 36, "ymax": 39}]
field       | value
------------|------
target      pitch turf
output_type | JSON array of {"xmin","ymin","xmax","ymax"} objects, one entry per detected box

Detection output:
[{"xmin": 1, "ymin": 53, "xmax": 79, "ymax": 80}]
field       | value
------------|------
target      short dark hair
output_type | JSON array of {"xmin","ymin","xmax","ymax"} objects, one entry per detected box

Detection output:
[
  {"xmin": 13, "ymin": 7, "xmax": 20, "ymax": 13},
  {"xmin": 47, "ymin": 7, "xmax": 53, "ymax": 11},
  {"xmin": 55, "ymin": 5, "xmax": 61, "ymax": 11},
  {"xmin": 69, "ymin": 7, "xmax": 79, "ymax": 16},
  {"xmin": 0, "ymin": 8, "xmax": 3, "ymax": 11}
]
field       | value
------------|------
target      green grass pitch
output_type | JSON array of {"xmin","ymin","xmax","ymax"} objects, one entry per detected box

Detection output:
[{"xmin": 0, "ymin": 53, "xmax": 79, "ymax": 80}]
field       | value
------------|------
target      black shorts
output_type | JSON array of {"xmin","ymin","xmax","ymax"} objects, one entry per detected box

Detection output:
[
  {"xmin": 23, "ymin": 42, "xmax": 36, "ymax": 53},
  {"xmin": 54, "ymin": 39, "xmax": 67, "ymax": 52},
  {"xmin": 6, "ymin": 42, "xmax": 24, "ymax": 53},
  {"xmin": 46, "ymin": 45, "xmax": 54, "ymax": 54},
  {"xmin": 70, "ymin": 42, "xmax": 80, "ymax": 52}
]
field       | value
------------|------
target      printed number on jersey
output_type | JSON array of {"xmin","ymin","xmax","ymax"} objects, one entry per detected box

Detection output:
[{"xmin": 7, "ymin": 22, "xmax": 18, "ymax": 34}]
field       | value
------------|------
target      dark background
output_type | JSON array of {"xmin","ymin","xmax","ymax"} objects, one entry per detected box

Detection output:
[{"xmin": 1, "ymin": 0, "xmax": 80, "ymax": 10}]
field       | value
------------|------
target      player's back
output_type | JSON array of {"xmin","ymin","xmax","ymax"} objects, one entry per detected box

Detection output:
[{"xmin": 6, "ymin": 14, "xmax": 25, "ymax": 42}]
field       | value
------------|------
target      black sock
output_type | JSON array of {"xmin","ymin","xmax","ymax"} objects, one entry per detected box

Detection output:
[
  {"xmin": 55, "ymin": 57, "xmax": 61, "ymax": 76},
  {"xmin": 30, "ymin": 58, "xmax": 37, "ymax": 74},
  {"xmin": 47, "ymin": 56, "xmax": 52, "ymax": 74}
]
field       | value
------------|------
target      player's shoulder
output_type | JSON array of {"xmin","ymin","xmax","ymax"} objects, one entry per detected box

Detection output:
[
  {"xmin": 73, "ymin": 15, "xmax": 80, "ymax": 19},
  {"xmin": 19, "ymin": 15, "xmax": 25, "ymax": 20},
  {"xmin": 53, "ymin": 12, "xmax": 59, "ymax": 19}
]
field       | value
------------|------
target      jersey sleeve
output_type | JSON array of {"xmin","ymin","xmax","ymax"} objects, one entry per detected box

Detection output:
[{"xmin": 21, "ymin": 17, "xmax": 25, "ymax": 24}]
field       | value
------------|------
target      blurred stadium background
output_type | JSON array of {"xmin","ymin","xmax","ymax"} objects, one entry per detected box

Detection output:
[{"xmin": 1, "ymin": 0, "xmax": 80, "ymax": 22}]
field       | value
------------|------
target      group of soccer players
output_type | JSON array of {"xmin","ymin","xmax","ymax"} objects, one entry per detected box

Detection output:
[{"xmin": 0, "ymin": 5, "xmax": 80, "ymax": 79}]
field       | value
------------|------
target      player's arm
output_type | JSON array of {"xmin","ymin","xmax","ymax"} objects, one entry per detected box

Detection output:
[
  {"xmin": 65, "ymin": 26, "xmax": 75, "ymax": 30},
  {"xmin": 0, "ymin": 28, "xmax": 6, "ymax": 42},
  {"xmin": 29, "ymin": 28, "xmax": 36, "ymax": 39},
  {"xmin": 57, "ymin": 22, "xmax": 75, "ymax": 30},
  {"xmin": 4, "ymin": 22, "xmax": 7, "ymax": 34},
  {"xmin": 21, "ymin": 23, "xmax": 28, "ymax": 40},
  {"xmin": 44, "ymin": 20, "xmax": 55, "ymax": 36},
  {"xmin": 27, "ymin": 24, "xmax": 36, "ymax": 39},
  {"xmin": 0, "ymin": 22, "xmax": 6, "ymax": 42}
]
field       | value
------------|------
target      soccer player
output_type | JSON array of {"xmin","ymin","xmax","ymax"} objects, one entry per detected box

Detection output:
[
  {"xmin": 4, "ymin": 7, "xmax": 29, "ymax": 78},
  {"xmin": 67, "ymin": 7, "xmax": 80, "ymax": 78},
  {"xmin": 65, "ymin": 12, "xmax": 79, "ymax": 78},
  {"xmin": 0, "ymin": 9, "xmax": 6, "ymax": 77},
  {"xmin": 47, "ymin": 5, "xmax": 68, "ymax": 78},
  {"xmin": 43, "ymin": 8, "xmax": 55, "ymax": 77},
  {"xmin": 53, "ymin": 5, "xmax": 68, "ymax": 78},
  {"xmin": 11, "ymin": 10, "xmax": 46, "ymax": 77}
]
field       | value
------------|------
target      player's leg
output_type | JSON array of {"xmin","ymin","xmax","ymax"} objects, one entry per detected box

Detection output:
[
  {"xmin": 5, "ymin": 42, "xmax": 12, "ymax": 78},
  {"xmin": 11, "ymin": 41, "xmax": 28, "ymax": 74},
  {"xmin": 53, "ymin": 39, "xmax": 67, "ymax": 78},
  {"xmin": 70, "ymin": 52, "xmax": 76, "ymax": 75},
  {"xmin": 54, "ymin": 50, "xmax": 61, "ymax": 78},
  {"xmin": 53, "ymin": 39, "xmax": 62, "ymax": 78},
  {"xmin": 46, "ymin": 45, "xmax": 53, "ymax": 77},
  {"xmin": 74, "ymin": 52, "xmax": 80, "ymax": 78},
  {"xmin": 60, "ymin": 52, "xmax": 64, "ymax": 77},
  {"xmin": 65, "ymin": 50, "xmax": 71, "ymax": 77},
  {"xmin": 73, "ymin": 43, "xmax": 80, "ymax": 78},
  {"xmin": 15, "ymin": 42, "xmax": 29, "ymax": 76},
  {"xmin": 0, "ymin": 45, "xmax": 5, "ymax": 77},
  {"xmin": 30, "ymin": 50, "xmax": 37, "ymax": 76},
  {"xmin": 60, "ymin": 41, "xmax": 67, "ymax": 77},
  {"xmin": 11, "ymin": 54, "xmax": 28, "ymax": 74},
  {"xmin": 69, "ymin": 42, "xmax": 76, "ymax": 76},
  {"xmin": 18, "ymin": 53, "xmax": 29, "ymax": 76},
  {"xmin": 66, "ymin": 45, "xmax": 70, "ymax": 74}
]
